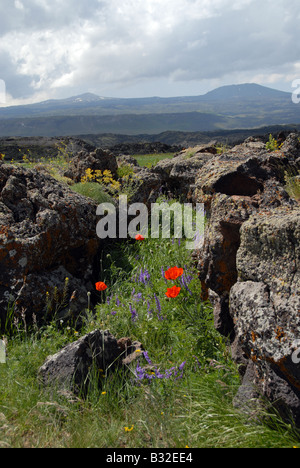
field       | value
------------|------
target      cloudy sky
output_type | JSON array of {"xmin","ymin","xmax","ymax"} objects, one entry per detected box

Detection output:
[{"xmin": 0, "ymin": 0, "xmax": 300, "ymax": 105}]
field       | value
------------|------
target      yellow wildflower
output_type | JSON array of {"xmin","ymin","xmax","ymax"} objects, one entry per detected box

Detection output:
[{"xmin": 124, "ymin": 425, "xmax": 134, "ymax": 432}]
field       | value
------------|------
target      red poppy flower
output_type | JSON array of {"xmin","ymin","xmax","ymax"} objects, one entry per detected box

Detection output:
[
  {"xmin": 164, "ymin": 266, "xmax": 184, "ymax": 280},
  {"xmin": 135, "ymin": 234, "xmax": 145, "ymax": 241},
  {"xmin": 165, "ymin": 286, "xmax": 181, "ymax": 298},
  {"xmin": 95, "ymin": 282, "xmax": 108, "ymax": 291}
]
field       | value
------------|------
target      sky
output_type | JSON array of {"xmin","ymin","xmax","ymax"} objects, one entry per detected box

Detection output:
[{"xmin": 0, "ymin": 0, "xmax": 300, "ymax": 105}]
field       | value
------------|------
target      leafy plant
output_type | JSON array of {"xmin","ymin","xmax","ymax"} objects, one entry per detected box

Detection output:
[
  {"xmin": 117, "ymin": 165, "xmax": 135, "ymax": 178},
  {"xmin": 266, "ymin": 134, "xmax": 280, "ymax": 152}
]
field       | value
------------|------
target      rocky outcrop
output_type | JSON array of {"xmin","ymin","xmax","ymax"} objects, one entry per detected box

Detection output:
[
  {"xmin": 0, "ymin": 136, "xmax": 95, "ymax": 162},
  {"xmin": 64, "ymin": 148, "xmax": 118, "ymax": 183},
  {"xmin": 230, "ymin": 207, "xmax": 300, "ymax": 423},
  {"xmin": 194, "ymin": 137, "xmax": 298, "ymax": 330},
  {"xmin": 0, "ymin": 163, "xmax": 101, "ymax": 327},
  {"xmin": 116, "ymin": 154, "xmax": 139, "ymax": 168},
  {"xmin": 38, "ymin": 330, "xmax": 142, "ymax": 395},
  {"xmin": 192, "ymin": 134, "xmax": 300, "ymax": 423},
  {"xmin": 131, "ymin": 143, "xmax": 217, "ymax": 204}
]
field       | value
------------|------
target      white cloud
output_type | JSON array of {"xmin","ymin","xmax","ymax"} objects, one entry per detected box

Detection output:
[{"xmin": 0, "ymin": 0, "xmax": 300, "ymax": 101}]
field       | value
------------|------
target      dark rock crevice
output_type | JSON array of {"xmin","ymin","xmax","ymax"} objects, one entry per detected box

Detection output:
[{"xmin": 214, "ymin": 172, "xmax": 264, "ymax": 197}]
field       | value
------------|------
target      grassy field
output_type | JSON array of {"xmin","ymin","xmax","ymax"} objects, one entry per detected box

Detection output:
[
  {"xmin": 135, "ymin": 153, "xmax": 175, "ymax": 167},
  {"xmin": 0, "ymin": 213, "xmax": 299, "ymax": 448}
]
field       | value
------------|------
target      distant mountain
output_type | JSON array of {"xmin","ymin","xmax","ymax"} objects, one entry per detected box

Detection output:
[
  {"xmin": 38, "ymin": 93, "xmax": 106, "ymax": 106},
  {"xmin": 0, "ymin": 83, "xmax": 298, "ymax": 137},
  {"xmin": 202, "ymin": 83, "xmax": 290, "ymax": 100}
]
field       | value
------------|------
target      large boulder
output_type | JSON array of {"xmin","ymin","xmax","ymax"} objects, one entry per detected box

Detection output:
[
  {"xmin": 193, "ymin": 134, "xmax": 300, "ymax": 423},
  {"xmin": 38, "ymin": 330, "xmax": 142, "ymax": 395},
  {"xmin": 0, "ymin": 163, "xmax": 101, "ymax": 327},
  {"xmin": 194, "ymin": 137, "xmax": 298, "ymax": 336},
  {"xmin": 65, "ymin": 148, "xmax": 118, "ymax": 182},
  {"xmin": 230, "ymin": 207, "xmax": 300, "ymax": 423}
]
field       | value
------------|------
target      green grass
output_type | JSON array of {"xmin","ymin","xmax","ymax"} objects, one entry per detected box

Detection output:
[
  {"xmin": 135, "ymin": 153, "xmax": 175, "ymax": 168},
  {"xmin": 285, "ymin": 173, "xmax": 300, "ymax": 202},
  {"xmin": 71, "ymin": 182, "xmax": 115, "ymax": 204},
  {"xmin": 0, "ymin": 204, "xmax": 300, "ymax": 448}
]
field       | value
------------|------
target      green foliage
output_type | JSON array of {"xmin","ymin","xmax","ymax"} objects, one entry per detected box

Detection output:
[
  {"xmin": 284, "ymin": 170, "xmax": 300, "ymax": 202},
  {"xmin": 266, "ymin": 134, "xmax": 279, "ymax": 151},
  {"xmin": 135, "ymin": 153, "xmax": 174, "ymax": 167},
  {"xmin": 71, "ymin": 182, "xmax": 114, "ymax": 204},
  {"xmin": 216, "ymin": 144, "xmax": 229, "ymax": 154},
  {"xmin": 117, "ymin": 165, "xmax": 135, "ymax": 178}
]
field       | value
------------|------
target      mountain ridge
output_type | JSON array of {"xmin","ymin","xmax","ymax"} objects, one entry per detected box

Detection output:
[
  {"xmin": 0, "ymin": 83, "xmax": 292, "ymax": 118},
  {"xmin": 0, "ymin": 83, "xmax": 298, "ymax": 137}
]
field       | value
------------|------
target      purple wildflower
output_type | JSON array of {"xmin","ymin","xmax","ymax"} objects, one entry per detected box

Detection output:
[
  {"xmin": 154, "ymin": 293, "xmax": 164, "ymax": 321},
  {"xmin": 143, "ymin": 351, "xmax": 152, "ymax": 365},
  {"xmin": 155, "ymin": 369, "xmax": 164, "ymax": 379},
  {"xmin": 139, "ymin": 268, "xmax": 151, "ymax": 285},
  {"xmin": 111, "ymin": 311, "xmax": 117, "ymax": 316},
  {"xmin": 129, "ymin": 303, "xmax": 138, "ymax": 322},
  {"xmin": 134, "ymin": 360, "xmax": 186, "ymax": 383},
  {"xmin": 133, "ymin": 292, "xmax": 143, "ymax": 303},
  {"xmin": 175, "ymin": 361, "xmax": 187, "ymax": 380},
  {"xmin": 178, "ymin": 361, "xmax": 186, "ymax": 371},
  {"xmin": 154, "ymin": 293, "xmax": 161, "ymax": 313},
  {"xmin": 135, "ymin": 362, "xmax": 146, "ymax": 380},
  {"xmin": 161, "ymin": 266, "xmax": 167, "ymax": 284},
  {"xmin": 180, "ymin": 275, "xmax": 193, "ymax": 295}
]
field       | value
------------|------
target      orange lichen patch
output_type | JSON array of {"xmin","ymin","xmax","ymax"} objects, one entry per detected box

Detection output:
[
  {"xmin": 250, "ymin": 350, "xmax": 258, "ymax": 362},
  {"xmin": 275, "ymin": 326, "xmax": 286, "ymax": 342},
  {"xmin": 200, "ymin": 281, "xmax": 209, "ymax": 301},
  {"xmin": 251, "ymin": 331, "xmax": 257, "ymax": 343},
  {"xmin": 0, "ymin": 226, "xmax": 10, "ymax": 237}
]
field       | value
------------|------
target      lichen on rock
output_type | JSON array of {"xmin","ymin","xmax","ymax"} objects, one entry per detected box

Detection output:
[{"xmin": 0, "ymin": 163, "xmax": 101, "ymax": 327}]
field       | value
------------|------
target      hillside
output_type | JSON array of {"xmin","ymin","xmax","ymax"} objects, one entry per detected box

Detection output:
[{"xmin": 0, "ymin": 84, "xmax": 298, "ymax": 137}]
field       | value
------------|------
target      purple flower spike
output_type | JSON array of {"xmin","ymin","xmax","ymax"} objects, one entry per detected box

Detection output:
[
  {"xmin": 143, "ymin": 351, "xmax": 152, "ymax": 365},
  {"xmin": 129, "ymin": 303, "xmax": 138, "ymax": 322}
]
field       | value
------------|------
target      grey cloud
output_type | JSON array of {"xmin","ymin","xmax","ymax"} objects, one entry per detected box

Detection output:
[{"xmin": 0, "ymin": 0, "xmax": 299, "ymax": 101}]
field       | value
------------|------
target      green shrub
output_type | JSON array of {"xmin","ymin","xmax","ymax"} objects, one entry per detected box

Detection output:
[
  {"xmin": 285, "ymin": 171, "xmax": 300, "ymax": 202},
  {"xmin": 266, "ymin": 134, "xmax": 279, "ymax": 152},
  {"xmin": 117, "ymin": 165, "xmax": 135, "ymax": 178}
]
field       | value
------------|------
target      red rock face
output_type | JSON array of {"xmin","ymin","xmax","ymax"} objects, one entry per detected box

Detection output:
[{"xmin": 0, "ymin": 163, "xmax": 101, "ymax": 326}]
